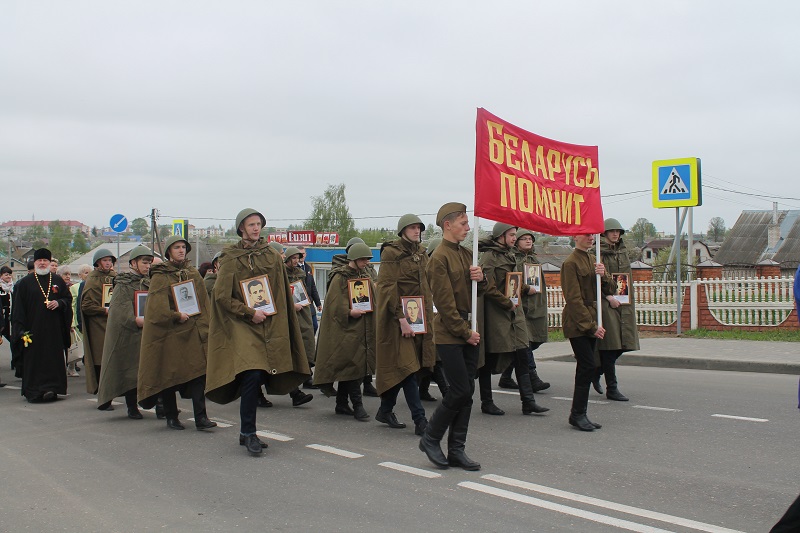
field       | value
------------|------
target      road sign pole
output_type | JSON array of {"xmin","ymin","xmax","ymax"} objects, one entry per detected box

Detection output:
[
  {"xmin": 675, "ymin": 208, "xmax": 682, "ymax": 335},
  {"xmin": 687, "ymin": 207, "xmax": 693, "ymax": 280}
]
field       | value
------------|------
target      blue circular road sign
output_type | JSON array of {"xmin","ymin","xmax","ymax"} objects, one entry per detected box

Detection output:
[{"xmin": 110, "ymin": 214, "xmax": 128, "ymax": 233}]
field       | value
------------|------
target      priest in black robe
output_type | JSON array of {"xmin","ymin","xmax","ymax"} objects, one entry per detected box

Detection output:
[{"xmin": 11, "ymin": 248, "xmax": 72, "ymax": 402}]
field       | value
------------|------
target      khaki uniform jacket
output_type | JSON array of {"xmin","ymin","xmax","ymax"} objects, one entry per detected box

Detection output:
[
  {"xmin": 375, "ymin": 238, "xmax": 435, "ymax": 395},
  {"xmin": 206, "ymin": 240, "xmax": 310, "ymax": 404},
  {"xmin": 427, "ymin": 239, "xmax": 488, "ymax": 345},
  {"xmin": 561, "ymin": 248, "xmax": 603, "ymax": 339},
  {"xmin": 314, "ymin": 264, "xmax": 376, "ymax": 384},
  {"xmin": 287, "ymin": 265, "xmax": 317, "ymax": 367},
  {"xmin": 203, "ymin": 272, "xmax": 217, "ymax": 297},
  {"xmin": 598, "ymin": 237, "xmax": 640, "ymax": 352},
  {"xmin": 81, "ymin": 268, "xmax": 116, "ymax": 394},
  {"xmin": 514, "ymin": 248, "xmax": 549, "ymax": 344},
  {"xmin": 137, "ymin": 261, "xmax": 209, "ymax": 405},
  {"xmin": 479, "ymin": 238, "xmax": 528, "ymax": 356},
  {"xmin": 97, "ymin": 272, "xmax": 148, "ymax": 405}
]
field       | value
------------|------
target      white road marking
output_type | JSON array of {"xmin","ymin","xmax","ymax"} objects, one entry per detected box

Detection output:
[
  {"xmin": 492, "ymin": 389, "xmax": 518, "ymax": 396},
  {"xmin": 188, "ymin": 417, "xmax": 232, "ymax": 428},
  {"xmin": 633, "ymin": 405, "xmax": 682, "ymax": 412},
  {"xmin": 460, "ymin": 482, "xmax": 673, "ymax": 533},
  {"xmin": 552, "ymin": 396, "xmax": 609, "ymax": 405},
  {"xmin": 306, "ymin": 444, "xmax": 363, "ymax": 459},
  {"xmin": 87, "ymin": 398, "xmax": 123, "ymax": 406},
  {"xmin": 256, "ymin": 430, "xmax": 293, "ymax": 442},
  {"xmin": 3, "ymin": 385, "xmax": 21, "ymax": 390},
  {"xmin": 711, "ymin": 414, "xmax": 768, "ymax": 423},
  {"xmin": 482, "ymin": 474, "xmax": 745, "ymax": 533},
  {"xmin": 379, "ymin": 462, "xmax": 442, "ymax": 479}
]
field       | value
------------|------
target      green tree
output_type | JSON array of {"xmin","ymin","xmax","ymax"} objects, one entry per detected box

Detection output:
[
  {"xmin": 47, "ymin": 220, "xmax": 71, "ymax": 261},
  {"xmin": 72, "ymin": 231, "xmax": 90, "ymax": 254},
  {"xmin": 25, "ymin": 224, "xmax": 46, "ymax": 242},
  {"xmin": 707, "ymin": 217, "xmax": 726, "ymax": 242},
  {"xmin": 652, "ymin": 246, "xmax": 691, "ymax": 282},
  {"xmin": 131, "ymin": 217, "xmax": 149, "ymax": 237},
  {"xmin": 357, "ymin": 228, "xmax": 395, "ymax": 246},
  {"xmin": 158, "ymin": 225, "xmax": 172, "ymax": 240},
  {"xmin": 304, "ymin": 183, "xmax": 357, "ymax": 244},
  {"xmin": 629, "ymin": 218, "xmax": 657, "ymax": 247},
  {"xmin": 91, "ymin": 226, "xmax": 98, "ymax": 237}
]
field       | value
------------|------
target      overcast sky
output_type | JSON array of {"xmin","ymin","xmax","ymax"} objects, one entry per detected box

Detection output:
[{"xmin": 2, "ymin": 1, "xmax": 798, "ymax": 236}]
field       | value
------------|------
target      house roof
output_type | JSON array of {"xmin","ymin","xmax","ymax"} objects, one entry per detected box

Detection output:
[
  {"xmin": 713, "ymin": 210, "xmax": 800, "ymax": 268},
  {"xmin": 533, "ymin": 244, "xmax": 574, "ymax": 268},
  {"xmin": 1, "ymin": 220, "xmax": 86, "ymax": 228}
]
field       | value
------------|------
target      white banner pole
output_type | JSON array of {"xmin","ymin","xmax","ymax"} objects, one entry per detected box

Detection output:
[
  {"xmin": 595, "ymin": 234, "xmax": 603, "ymax": 328},
  {"xmin": 471, "ymin": 215, "xmax": 480, "ymax": 332}
]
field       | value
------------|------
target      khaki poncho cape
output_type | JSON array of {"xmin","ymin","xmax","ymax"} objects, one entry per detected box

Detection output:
[{"xmin": 81, "ymin": 268, "xmax": 116, "ymax": 394}]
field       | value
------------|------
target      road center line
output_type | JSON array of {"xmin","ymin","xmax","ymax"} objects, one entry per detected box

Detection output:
[
  {"xmin": 86, "ymin": 398, "xmax": 123, "ymax": 406},
  {"xmin": 379, "ymin": 461, "xmax": 442, "ymax": 478},
  {"xmin": 306, "ymin": 444, "xmax": 363, "ymax": 459},
  {"xmin": 481, "ymin": 474, "xmax": 744, "ymax": 533},
  {"xmin": 460, "ymin": 482, "xmax": 673, "ymax": 533},
  {"xmin": 633, "ymin": 405, "xmax": 682, "ymax": 412},
  {"xmin": 256, "ymin": 430, "xmax": 293, "ymax": 442},
  {"xmin": 711, "ymin": 414, "xmax": 768, "ymax": 422},
  {"xmin": 492, "ymin": 389, "xmax": 518, "ymax": 396},
  {"xmin": 552, "ymin": 396, "xmax": 609, "ymax": 405},
  {"xmin": 188, "ymin": 417, "xmax": 232, "ymax": 428}
]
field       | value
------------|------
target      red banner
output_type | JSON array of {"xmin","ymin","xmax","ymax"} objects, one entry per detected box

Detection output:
[
  {"xmin": 268, "ymin": 231, "xmax": 339, "ymax": 246},
  {"xmin": 474, "ymin": 108, "xmax": 604, "ymax": 235}
]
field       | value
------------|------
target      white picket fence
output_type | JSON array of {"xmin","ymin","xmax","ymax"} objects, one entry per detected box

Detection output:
[{"xmin": 547, "ymin": 276, "xmax": 796, "ymax": 328}]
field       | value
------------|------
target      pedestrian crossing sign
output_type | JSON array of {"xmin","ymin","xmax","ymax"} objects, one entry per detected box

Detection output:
[{"xmin": 652, "ymin": 157, "xmax": 702, "ymax": 208}]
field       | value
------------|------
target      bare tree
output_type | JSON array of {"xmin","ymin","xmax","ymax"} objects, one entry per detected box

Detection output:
[{"xmin": 707, "ymin": 217, "xmax": 726, "ymax": 242}]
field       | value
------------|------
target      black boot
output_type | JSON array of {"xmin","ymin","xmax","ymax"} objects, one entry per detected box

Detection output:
[
  {"xmin": 125, "ymin": 390, "xmax": 142, "ymax": 419},
  {"xmin": 519, "ymin": 372, "xmax": 549, "ymax": 414},
  {"xmin": 419, "ymin": 375, "xmax": 437, "ymax": 401},
  {"xmin": 419, "ymin": 403, "xmax": 457, "ymax": 468},
  {"xmin": 529, "ymin": 369, "xmax": 550, "ymax": 392},
  {"xmin": 592, "ymin": 368, "xmax": 604, "ymax": 394},
  {"xmin": 335, "ymin": 382, "xmax": 354, "ymax": 416},
  {"xmin": 447, "ymin": 405, "xmax": 480, "ymax": 471},
  {"xmin": 431, "ymin": 362, "xmax": 450, "ymax": 398},
  {"xmin": 603, "ymin": 353, "xmax": 629, "ymax": 401},
  {"xmin": 569, "ymin": 384, "xmax": 596, "ymax": 431},
  {"xmin": 478, "ymin": 366, "xmax": 504, "ymax": 415},
  {"xmin": 498, "ymin": 363, "xmax": 518, "ymax": 389},
  {"xmin": 155, "ymin": 396, "xmax": 166, "ymax": 419},
  {"xmin": 349, "ymin": 380, "xmax": 370, "ymax": 420},
  {"xmin": 362, "ymin": 375, "xmax": 378, "ymax": 397},
  {"xmin": 290, "ymin": 388, "xmax": 313, "ymax": 406},
  {"xmin": 414, "ymin": 417, "xmax": 428, "ymax": 436}
]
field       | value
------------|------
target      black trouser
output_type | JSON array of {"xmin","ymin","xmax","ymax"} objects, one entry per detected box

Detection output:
[
  {"xmin": 239, "ymin": 369, "xmax": 267, "ymax": 435},
  {"xmin": 437, "ymin": 344, "xmax": 479, "ymax": 412},
  {"xmin": 569, "ymin": 336, "xmax": 598, "ymax": 416},
  {"xmin": 162, "ymin": 375, "xmax": 207, "ymax": 421},
  {"xmin": 478, "ymin": 352, "xmax": 499, "ymax": 403},
  {"xmin": 124, "ymin": 389, "xmax": 138, "ymax": 409},
  {"xmin": 500, "ymin": 341, "xmax": 543, "ymax": 379},
  {"xmin": 598, "ymin": 349, "xmax": 623, "ymax": 388},
  {"xmin": 379, "ymin": 374, "xmax": 425, "ymax": 423}
]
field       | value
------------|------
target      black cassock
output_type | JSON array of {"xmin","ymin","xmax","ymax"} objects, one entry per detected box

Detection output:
[{"xmin": 11, "ymin": 273, "xmax": 72, "ymax": 401}]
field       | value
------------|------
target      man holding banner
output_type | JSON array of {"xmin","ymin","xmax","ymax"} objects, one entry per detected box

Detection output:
[
  {"xmin": 473, "ymin": 108, "xmax": 606, "ymax": 432},
  {"xmin": 419, "ymin": 202, "xmax": 486, "ymax": 471}
]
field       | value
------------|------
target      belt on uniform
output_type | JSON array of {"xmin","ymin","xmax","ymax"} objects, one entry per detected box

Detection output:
[{"xmin": 458, "ymin": 311, "xmax": 472, "ymax": 321}]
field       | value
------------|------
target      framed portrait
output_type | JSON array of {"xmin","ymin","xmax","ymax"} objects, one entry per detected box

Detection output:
[
  {"xmin": 523, "ymin": 263, "xmax": 542, "ymax": 294},
  {"xmin": 401, "ymin": 296, "xmax": 427, "ymax": 334},
  {"xmin": 171, "ymin": 280, "xmax": 201, "ymax": 317},
  {"xmin": 239, "ymin": 275, "xmax": 277, "ymax": 316},
  {"xmin": 505, "ymin": 272, "xmax": 522, "ymax": 305},
  {"xmin": 134, "ymin": 291, "xmax": 148, "ymax": 318},
  {"xmin": 348, "ymin": 278, "xmax": 373, "ymax": 312},
  {"xmin": 290, "ymin": 280, "xmax": 311, "ymax": 307},
  {"xmin": 611, "ymin": 273, "xmax": 631, "ymax": 305},
  {"xmin": 102, "ymin": 283, "xmax": 113, "ymax": 308}
]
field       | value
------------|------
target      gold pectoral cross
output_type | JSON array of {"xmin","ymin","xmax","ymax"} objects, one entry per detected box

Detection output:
[{"xmin": 44, "ymin": 299, "xmax": 50, "ymax": 305}]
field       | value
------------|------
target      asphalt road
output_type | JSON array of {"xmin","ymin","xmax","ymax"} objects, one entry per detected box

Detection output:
[{"xmin": 1, "ymin": 344, "xmax": 797, "ymax": 532}]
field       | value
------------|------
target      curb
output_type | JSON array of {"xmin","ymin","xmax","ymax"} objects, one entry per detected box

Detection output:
[{"xmin": 542, "ymin": 354, "xmax": 800, "ymax": 375}]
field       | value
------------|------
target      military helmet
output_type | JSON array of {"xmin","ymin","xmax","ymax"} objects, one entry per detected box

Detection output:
[
  {"xmin": 235, "ymin": 208, "xmax": 266, "ymax": 237},
  {"xmin": 397, "ymin": 213, "xmax": 426, "ymax": 237},
  {"xmin": 492, "ymin": 222, "xmax": 517, "ymax": 240},
  {"xmin": 284, "ymin": 246, "xmax": 302, "ymax": 261},
  {"xmin": 347, "ymin": 242, "xmax": 373, "ymax": 261},
  {"xmin": 345, "ymin": 237, "xmax": 365, "ymax": 251},
  {"xmin": 424, "ymin": 237, "xmax": 442, "ymax": 256},
  {"xmin": 128, "ymin": 245, "xmax": 154, "ymax": 263},
  {"xmin": 515, "ymin": 229, "xmax": 535, "ymax": 242},
  {"xmin": 164, "ymin": 235, "xmax": 191, "ymax": 259},
  {"xmin": 92, "ymin": 248, "xmax": 117, "ymax": 267},
  {"xmin": 211, "ymin": 251, "xmax": 222, "ymax": 265},
  {"xmin": 268, "ymin": 241, "xmax": 284, "ymax": 254},
  {"xmin": 603, "ymin": 218, "xmax": 626, "ymax": 235}
]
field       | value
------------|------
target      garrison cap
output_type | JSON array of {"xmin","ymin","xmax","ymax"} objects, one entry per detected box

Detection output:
[{"xmin": 436, "ymin": 202, "xmax": 467, "ymax": 227}]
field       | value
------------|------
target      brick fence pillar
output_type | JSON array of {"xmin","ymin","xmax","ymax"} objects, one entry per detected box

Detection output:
[{"xmin": 755, "ymin": 259, "xmax": 781, "ymax": 278}]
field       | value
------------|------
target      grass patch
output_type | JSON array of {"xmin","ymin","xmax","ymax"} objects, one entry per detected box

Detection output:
[
  {"xmin": 682, "ymin": 328, "xmax": 800, "ymax": 342},
  {"xmin": 546, "ymin": 329, "xmax": 566, "ymax": 342}
]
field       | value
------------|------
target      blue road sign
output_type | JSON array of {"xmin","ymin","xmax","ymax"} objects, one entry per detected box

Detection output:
[
  {"xmin": 110, "ymin": 214, "xmax": 128, "ymax": 233},
  {"xmin": 652, "ymin": 158, "xmax": 702, "ymax": 208}
]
